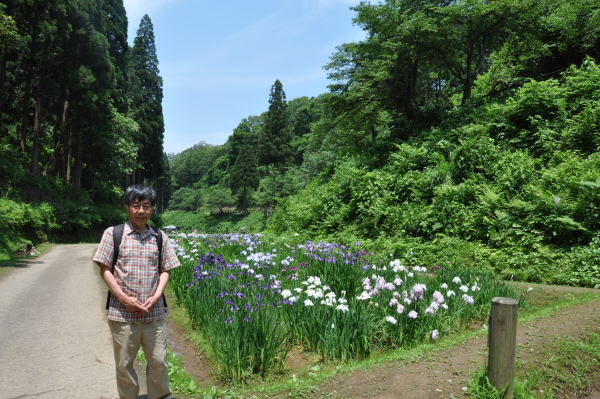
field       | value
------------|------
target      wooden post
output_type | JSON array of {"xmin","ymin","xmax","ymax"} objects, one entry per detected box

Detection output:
[{"xmin": 487, "ymin": 297, "xmax": 518, "ymax": 398}]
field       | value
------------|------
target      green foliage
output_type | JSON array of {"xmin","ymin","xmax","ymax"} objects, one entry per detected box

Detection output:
[
  {"xmin": 259, "ymin": 79, "xmax": 293, "ymax": 167},
  {"xmin": 269, "ymin": 158, "xmax": 361, "ymax": 236},
  {"xmin": 162, "ymin": 210, "xmax": 209, "ymax": 232},
  {"xmin": 169, "ymin": 187, "xmax": 201, "ymax": 211},
  {"xmin": 229, "ymin": 149, "xmax": 259, "ymax": 213},
  {"xmin": 467, "ymin": 328, "xmax": 600, "ymax": 398},
  {"xmin": 252, "ymin": 166, "xmax": 307, "ymax": 215},
  {"xmin": 130, "ymin": 14, "xmax": 165, "ymax": 182},
  {"xmin": 162, "ymin": 210, "xmax": 266, "ymax": 234},
  {"xmin": 0, "ymin": 195, "xmax": 123, "ymax": 256},
  {"xmin": 53, "ymin": 201, "xmax": 125, "ymax": 238},
  {"xmin": 157, "ymin": 0, "xmax": 600, "ymax": 289},
  {"xmin": 136, "ymin": 348, "xmax": 202, "ymax": 396},
  {"xmin": 170, "ymin": 143, "xmax": 226, "ymax": 188},
  {"xmin": 0, "ymin": 5, "xmax": 18, "ymax": 48},
  {"xmin": 107, "ymin": 107, "xmax": 140, "ymax": 176},
  {"xmin": 466, "ymin": 368, "xmax": 507, "ymax": 399},
  {"xmin": 0, "ymin": 198, "xmax": 57, "ymax": 247},
  {"xmin": 267, "ymin": 59, "xmax": 600, "ymax": 287},
  {"xmin": 201, "ymin": 184, "xmax": 235, "ymax": 214},
  {"xmin": 166, "ymin": 350, "xmax": 202, "ymax": 395},
  {"xmin": 554, "ymin": 235, "xmax": 600, "ymax": 287},
  {"xmin": 0, "ymin": 1, "xmax": 171, "ymax": 244}
]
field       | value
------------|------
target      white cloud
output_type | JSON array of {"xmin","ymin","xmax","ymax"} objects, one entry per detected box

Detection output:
[
  {"xmin": 124, "ymin": 0, "xmax": 181, "ymax": 26},
  {"xmin": 124, "ymin": 0, "xmax": 180, "ymax": 14}
]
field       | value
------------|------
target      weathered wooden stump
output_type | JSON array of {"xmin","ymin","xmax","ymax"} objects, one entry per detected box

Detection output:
[{"xmin": 487, "ymin": 297, "xmax": 518, "ymax": 398}]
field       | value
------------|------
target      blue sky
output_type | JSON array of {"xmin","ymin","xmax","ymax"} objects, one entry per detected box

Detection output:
[{"xmin": 123, "ymin": 0, "xmax": 366, "ymax": 154}]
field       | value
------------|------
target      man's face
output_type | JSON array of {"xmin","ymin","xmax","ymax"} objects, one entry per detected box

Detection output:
[{"xmin": 125, "ymin": 199, "xmax": 154, "ymax": 226}]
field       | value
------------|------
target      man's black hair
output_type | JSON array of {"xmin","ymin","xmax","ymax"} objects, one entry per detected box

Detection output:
[{"xmin": 122, "ymin": 184, "xmax": 157, "ymax": 206}]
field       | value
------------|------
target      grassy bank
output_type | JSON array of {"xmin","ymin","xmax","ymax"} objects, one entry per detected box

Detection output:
[
  {"xmin": 0, "ymin": 196, "xmax": 126, "ymax": 260},
  {"xmin": 0, "ymin": 242, "xmax": 55, "ymax": 279},
  {"xmin": 162, "ymin": 210, "xmax": 267, "ymax": 234},
  {"xmin": 467, "ymin": 325, "xmax": 600, "ymax": 398},
  {"xmin": 160, "ymin": 210, "xmax": 600, "ymax": 288}
]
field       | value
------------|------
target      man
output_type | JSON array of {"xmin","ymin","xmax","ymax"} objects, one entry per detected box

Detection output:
[{"xmin": 93, "ymin": 184, "xmax": 180, "ymax": 399}]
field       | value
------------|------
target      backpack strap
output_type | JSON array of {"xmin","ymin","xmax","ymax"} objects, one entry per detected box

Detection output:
[
  {"xmin": 152, "ymin": 226, "xmax": 168, "ymax": 309},
  {"xmin": 106, "ymin": 224, "xmax": 125, "ymax": 310},
  {"xmin": 154, "ymin": 226, "xmax": 163, "ymax": 271},
  {"xmin": 112, "ymin": 224, "xmax": 125, "ymax": 271}
]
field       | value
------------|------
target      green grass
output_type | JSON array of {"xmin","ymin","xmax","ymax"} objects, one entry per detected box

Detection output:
[
  {"xmin": 136, "ymin": 344, "xmax": 204, "ymax": 398},
  {"xmin": 466, "ymin": 326, "xmax": 600, "ymax": 398},
  {"xmin": 167, "ymin": 349, "xmax": 204, "ymax": 396},
  {"xmin": 162, "ymin": 210, "xmax": 267, "ymax": 234},
  {"xmin": 0, "ymin": 242, "xmax": 54, "ymax": 278},
  {"xmin": 466, "ymin": 369, "xmax": 508, "ymax": 399},
  {"xmin": 165, "ymin": 284, "xmax": 599, "ymax": 399}
]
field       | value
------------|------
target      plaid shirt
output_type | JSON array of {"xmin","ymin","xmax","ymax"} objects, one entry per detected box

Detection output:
[{"xmin": 93, "ymin": 222, "xmax": 180, "ymax": 322}]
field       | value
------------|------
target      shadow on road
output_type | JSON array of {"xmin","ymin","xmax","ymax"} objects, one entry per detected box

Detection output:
[{"xmin": 0, "ymin": 259, "xmax": 42, "ymax": 269}]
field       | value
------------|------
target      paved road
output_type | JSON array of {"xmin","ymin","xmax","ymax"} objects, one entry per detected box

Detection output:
[{"xmin": 0, "ymin": 244, "xmax": 126, "ymax": 399}]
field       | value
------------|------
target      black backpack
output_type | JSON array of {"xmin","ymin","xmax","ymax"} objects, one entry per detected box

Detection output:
[{"xmin": 105, "ymin": 224, "xmax": 167, "ymax": 310}]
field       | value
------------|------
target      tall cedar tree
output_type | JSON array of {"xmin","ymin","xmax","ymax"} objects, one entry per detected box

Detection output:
[
  {"xmin": 0, "ymin": 0, "xmax": 122, "ymax": 191},
  {"xmin": 0, "ymin": 0, "xmax": 157, "ymax": 205},
  {"xmin": 59, "ymin": 1, "xmax": 117, "ymax": 189},
  {"xmin": 229, "ymin": 119, "xmax": 260, "ymax": 213},
  {"xmin": 130, "ymin": 14, "xmax": 165, "ymax": 183},
  {"xmin": 102, "ymin": 0, "xmax": 130, "ymax": 113},
  {"xmin": 259, "ymin": 79, "xmax": 292, "ymax": 167},
  {"xmin": 230, "ymin": 147, "xmax": 259, "ymax": 214}
]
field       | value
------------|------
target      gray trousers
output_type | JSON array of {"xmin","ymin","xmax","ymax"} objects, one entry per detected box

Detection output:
[{"xmin": 108, "ymin": 319, "xmax": 171, "ymax": 399}]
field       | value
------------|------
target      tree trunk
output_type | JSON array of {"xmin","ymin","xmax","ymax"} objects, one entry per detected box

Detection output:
[
  {"xmin": 45, "ymin": 94, "xmax": 69, "ymax": 176},
  {"xmin": 461, "ymin": 38, "xmax": 475, "ymax": 105},
  {"xmin": 19, "ymin": 1, "xmax": 42, "ymax": 154},
  {"xmin": 242, "ymin": 185, "xmax": 248, "ymax": 215},
  {"xmin": 371, "ymin": 125, "xmax": 377, "ymax": 144},
  {"xmin": 72, "ymin": 131, "xmax": 82, "ymax": 189},
  {"xmin": 65, "ymin": 127, "xmax": 72, "ymax": 184},
  {"xmin": 30, "ymin": 96, "xmax": 42, "ymax": 175},
  {"xmin": 0, "ymin": 49, "xmax": 7, "ymax": 125}
]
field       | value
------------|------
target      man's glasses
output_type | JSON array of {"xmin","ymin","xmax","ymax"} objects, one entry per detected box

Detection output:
[{"xmin": 129, "ymin": 203, "xmax": 153, "ymax": 211}]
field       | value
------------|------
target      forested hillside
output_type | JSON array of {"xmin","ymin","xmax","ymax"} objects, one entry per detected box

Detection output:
[
  {"xmin": 167, "ymin": 0, "xmax": 600, "ymax": 286},
  {"xmin": 0, "ymin": 1, "xmax": 168, "ymax": 254}
]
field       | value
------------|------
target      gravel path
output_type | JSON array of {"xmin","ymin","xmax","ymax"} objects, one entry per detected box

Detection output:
[{"xmin": 0, "ymin": 244, "xmax": 124, "ymax": 399}]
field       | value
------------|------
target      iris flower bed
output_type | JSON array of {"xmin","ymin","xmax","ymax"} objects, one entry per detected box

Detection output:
[{"xmin": 168, "ymin": 233, "xmax": 519, "ymax": 381}]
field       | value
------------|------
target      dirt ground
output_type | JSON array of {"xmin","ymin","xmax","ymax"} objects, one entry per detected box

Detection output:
[
  {"xmin": 312, "ymin": 291, "xmax": 600, "ymax": 399},
  {"xmin": 166, "ymin": 314, "xmax": 219, "ymax": 387},
  {"xmin": 167, "ymin": 283, "xmax": 600, "ymax": 399}
]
